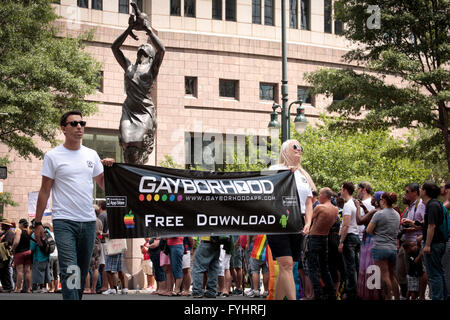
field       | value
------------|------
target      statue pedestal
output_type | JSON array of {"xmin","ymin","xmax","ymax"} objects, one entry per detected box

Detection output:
[
  {"xmin": 123, "ymin": 238, "xmax": 146, "ymax": 289},
  {"xmin": 122, "ymin": 151, "xmax": 156, "ymax": 290}
]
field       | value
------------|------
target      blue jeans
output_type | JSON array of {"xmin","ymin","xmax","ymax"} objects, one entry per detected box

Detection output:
[
  {"xmin": 150, "ymin": 253, "xmax": 166, "ymax": 282},
  {"xmin": 342, "ymin": 234, "xmax": 360, "ymax": 298},
  {"xmin": 168, "ymin": 244, "xmax": 184, "ymax": 279},
  {"xmin": 53, "ymin": 219, "xmax": 96, "ymax": 300},
  {"xmin": 192, "ymin": 242, "xmax": 220, "ymax": 297},
  {"xmin": 423, "ymin": 242, "xmax": 447, "ymax": 300},
  {"xmin": 371, "ymin": 248, "xmax": 397, "ymax": 265},
  {"xmin": 307, "ymin": 235, "xmax": 336, "ymax": 300}
]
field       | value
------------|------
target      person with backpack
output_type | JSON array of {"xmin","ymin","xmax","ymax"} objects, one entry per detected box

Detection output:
[
  {"xmin": 420, "ymin": 181, "xmax": 448, "ymax": 300},
  {"xmin": 30, "ymin": 222, "xmax": 52, "ymax": 293}
]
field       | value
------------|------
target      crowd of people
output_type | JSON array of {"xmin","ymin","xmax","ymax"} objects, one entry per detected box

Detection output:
[
  {"xmin": 1, "ymin": 174, "xmax": 449, "ymax": 300},
  {"xmin": 0, "ymin": 109, "xmax": 449, "ymax": 301}
]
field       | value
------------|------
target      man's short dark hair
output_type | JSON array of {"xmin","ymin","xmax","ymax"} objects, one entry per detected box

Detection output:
[
  {"xmin": 421, "ymin": 181, "xmax": 440, "ymax": 199},
  {"xmin": 98, "ymin": 200, "xmax": 107, "ymax": 211},
  {"xmin": 358, "ymin": 181, "xmax": 373, "ymax": 195},
  {"xmin": 60, "ymin": 110, "xmax": 82, "ymax": 127},
  {"xmin": 406, "ymin": 183, "xmax": 420, "ymax": 195},
  {"xmin": 342, "ymin": 181, "xmax": 355, "ymax": 196}
]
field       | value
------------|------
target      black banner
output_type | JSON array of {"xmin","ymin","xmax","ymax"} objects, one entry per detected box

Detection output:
[{"xmin": 104, "ymin": 163, "xmax": 303, "ymax": 238}]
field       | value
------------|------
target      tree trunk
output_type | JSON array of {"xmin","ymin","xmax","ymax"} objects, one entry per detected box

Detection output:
[{"xmin": 438, "ymin": 102, "xmax": 450, "ymax": 174}]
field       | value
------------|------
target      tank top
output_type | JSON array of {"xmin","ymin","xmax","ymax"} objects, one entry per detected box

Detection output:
[{"xmin": 15, "ymin": 229, "xmax": 31, "ymax": 253}]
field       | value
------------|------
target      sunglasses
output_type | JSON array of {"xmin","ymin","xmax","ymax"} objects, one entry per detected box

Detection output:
[
  {"xmin": 293, "ymin": 144, "xmax": 303, "ymax": 152},
  {"xmin": 66, "ymin": 120, "xmax": 86, "ymax": 127}
]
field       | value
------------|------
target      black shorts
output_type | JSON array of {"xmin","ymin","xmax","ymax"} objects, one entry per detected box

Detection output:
[{"xmin": 267, "ymin": 233, "xmax": 303, "ymax": 262}]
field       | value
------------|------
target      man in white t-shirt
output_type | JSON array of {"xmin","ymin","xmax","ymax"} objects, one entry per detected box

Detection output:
[
  {"xmin": 338, "ymin": 181, "xmax": 361, "ymax": 300},
  {"xmin": 357, "ymin": 181, "xmax": 375, "ymax": 240},
  {"xmin": 33, "ymin": 110, "xmax": 114, "ymax": 300}
]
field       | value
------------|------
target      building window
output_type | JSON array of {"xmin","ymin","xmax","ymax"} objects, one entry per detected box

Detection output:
[
  {"xmin": 185, "ymin": 0, "xmax": 196, "ymax": 17},
  {"xmin": 132, "ymin": 0, "xmax": 143, "ymax": 12},
  {"xmin": 264, "ymin": 0, "xmax": 274, "ymax": 26},
  {"xmin": 301, "ymin": 0, "xmax": 310, "ymax": 30},
  {"xmin": 260, "ymin": 83, "xmax": 277, "ymax": 101},
  {"xmin": 289, "ymin": 0, "xmax": 298, "ymax": 29},
  {"xmin": 83, "ymin": 132, "xmax": 123, "ymax": 199},
  {"xmin": 297, "ymin": 86, "xmax": 314, "ymax": 105},
  {"xmin": 334, "ymin": 20, "xmax": 343, "ymax": 35},
  {"xmin": 219, "ymin": 79, "xmax": 239, "ymax": 99},
  {"xmin": 225, "ymin": 0, "xmax": 236, "ymax": 21},
  {"xmin": 77, "ymin": 0, "xmax": 88, "ymax": 8},
  {"xmin": 212, "ymin": 0, "xmax": 222, "ymax": 20},
  {"xmin": 185, "ymin": 77, "xmax": 197, "ymax": 97},
  {"xmin": 333, "ymin": 92, "xmax": 346, "ymax": 101},
  {"xmin": 252, "ymin": 0, "xmax": 261, "ymax": 24},
  {"xmin": 92, "ymin": 0, "xmax": 102, "ymax": 10},
  {"xmin": 96, "ymin": 71, "xmax": 104, "ymax": 93},
  {"xmin": 170, "ymin": 0, "xmax": 181, "ymax": 16},
  {"xmin": 324, "ymin": 0, "xmax": 332, "ymax": 33},
  {"xmin": 119, "ymin": 0, "xmax": 129, "ymax": 14}
]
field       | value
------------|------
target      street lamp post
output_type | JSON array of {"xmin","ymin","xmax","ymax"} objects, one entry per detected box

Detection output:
[
  {"xmin": 268, "ymin": 100, "xmax": 307, "ymax": 142},
  {"xmin": 268, "ymin": 0, "xmax": 307, "ymax": 142}
]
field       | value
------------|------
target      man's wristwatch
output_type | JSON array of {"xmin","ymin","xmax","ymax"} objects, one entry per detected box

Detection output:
[{"xmin": 34, "ymin": 221, "xmax": 43, "ymax": 228}]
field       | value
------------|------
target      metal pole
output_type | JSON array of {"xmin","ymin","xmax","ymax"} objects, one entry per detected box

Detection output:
[{"xmin": 281, "ymin": 0, "xmax": 289, "ymax": 142}]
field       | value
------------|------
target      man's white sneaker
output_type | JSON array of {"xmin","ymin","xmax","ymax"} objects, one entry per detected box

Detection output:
[
  {"xmin": 102, "ymin": 288, "xmax": 117, "ymax": 295},
  {"xmin": 121, "ymin": 288, "xmax": 129, "ymax": 295},
  {"xmin": 246, "ymin": 289, "xmax": 260, "ymax": 298}
]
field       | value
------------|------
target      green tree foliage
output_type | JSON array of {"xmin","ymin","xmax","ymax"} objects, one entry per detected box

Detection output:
[
  {"xmin": 0, "ymin": 0, "xmax": 102, "ymax": 160},
  {"xmin": 159, "ymin": 155, "xmax": 184, "ymax": 169},
  {"xmin": 292, "ymin": 117, "xmax": 432, "ymax": 197},
  {"xmin": 305, "ymin": 0, "xmax": 450, "ymax": 172},
  {"xmin": 384, "ymin": 127, "xmax": 449, "ymax": 181},
  {"xmin": 0, "ymin": 0, "xmax": 102, "ymax": 208}
]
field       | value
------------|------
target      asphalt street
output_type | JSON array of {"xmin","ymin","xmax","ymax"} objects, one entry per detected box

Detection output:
[{"xmin": 0, "ymin": 290, "xmax": 256, "ymax": 300}]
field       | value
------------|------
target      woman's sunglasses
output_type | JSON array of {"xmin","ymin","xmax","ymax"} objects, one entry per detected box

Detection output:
[
  {"xmin": 293, "ymin": 144, "xmax": 303, "ymax": 152},
  {"xmin": 65, "ymin": 120, "xmax": 87, "ymax": 127}
]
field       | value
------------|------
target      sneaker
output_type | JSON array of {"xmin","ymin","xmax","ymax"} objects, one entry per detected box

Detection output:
[
  {"xmin": 102, "ymin": 288, "xmax": 117, "ymax": 295},
  {"xmin": 262, "ymin": 291, "xmax": 268, "ymax": 298},
  {"xmin": 246, "ymin": 289, "xmax": 260, "ymax": 298},
  {"xmin": 121, "ymin": 288, "xmax": 128, "ymax": 295},
  {"xmin": 204, "ymin": 292, "xmax": 217, "ymax": 298},
  {"xmin": 219, "ymin": 292, "xmax": 229, "ymax": 298},
  {"xmin": 192, "ymin": 293, "xmax": 203, "ymax": 298},
  {"xmin": 234, "ymin": 289, "xmax": 243, "ymax": 295}
]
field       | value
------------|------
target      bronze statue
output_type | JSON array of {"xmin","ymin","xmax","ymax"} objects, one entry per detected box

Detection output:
[{"xmin": 112, "ymin": 3, "xmax": 165, "ymax": 164}]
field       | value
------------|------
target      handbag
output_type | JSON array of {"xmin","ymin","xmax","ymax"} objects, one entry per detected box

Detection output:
[
  {"xmin": 106, "ymin": 238, "xmax": 127, "ymax": 255},
  {"xmin": 159, "ymin": 239, "xmax": 170, "ymax": 255}
]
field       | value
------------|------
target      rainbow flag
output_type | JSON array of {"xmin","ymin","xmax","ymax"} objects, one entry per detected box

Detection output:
[
  {"xmin": 266, "ymin": 245, "xmax": 279, "ymax": 300},
  {"xmin": 250, "ymin": 234, "xmax": 267, "ymax": 261}
]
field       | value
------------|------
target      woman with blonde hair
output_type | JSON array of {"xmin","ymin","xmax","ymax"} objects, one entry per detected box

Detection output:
[{"xmin": 267, "ymin": 139, "xmax": 316, "ymax": 300}]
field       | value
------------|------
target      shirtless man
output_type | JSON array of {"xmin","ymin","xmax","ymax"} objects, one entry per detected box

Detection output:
[{"xmin": 307, "ymin": 187, "xmax": 339, "ymax": 300}]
